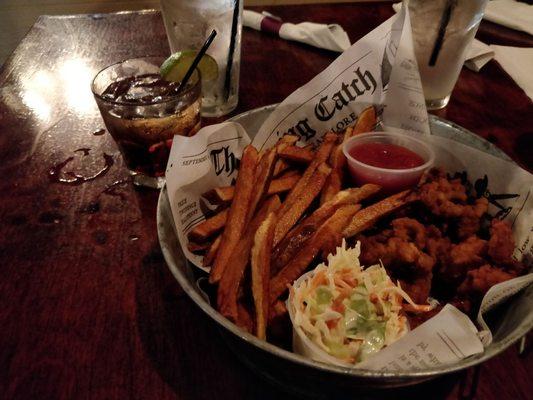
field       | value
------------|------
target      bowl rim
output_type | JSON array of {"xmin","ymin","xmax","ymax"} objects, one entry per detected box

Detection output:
[
  {"xmin": 342, "ymin": 131, "xmax": 435, "ymax": 174},
  {"xmin": 157, "ymin": 106, "xmax": 533, "ymax": 381}
]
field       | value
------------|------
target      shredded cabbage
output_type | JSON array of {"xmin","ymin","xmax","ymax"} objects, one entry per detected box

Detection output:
[{"xmin": 291, "ymin": 240, "xmax": 432, "ymax": 364}]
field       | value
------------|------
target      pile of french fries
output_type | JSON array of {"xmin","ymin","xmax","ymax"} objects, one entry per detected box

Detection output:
[{"xmin": 186, "ymin": 107, "xmax": 413, "ymax": 339}]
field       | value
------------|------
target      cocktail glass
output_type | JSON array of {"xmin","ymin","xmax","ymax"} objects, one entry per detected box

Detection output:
[{"xmin": 92, "ymin": 56, "xmax": 201, "ymax": 188}]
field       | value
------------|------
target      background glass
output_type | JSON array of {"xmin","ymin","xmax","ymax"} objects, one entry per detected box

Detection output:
[
  {"xmin": 404, "ymin": 0, "xmax": 488, "ymax": 110},
  {"xmin": 161, "ymin": 0, "xmax": 243, "ymax": 117},
  {"xmin": 92, "ymin": 56, "xmax": 201, "ymax": 188}
]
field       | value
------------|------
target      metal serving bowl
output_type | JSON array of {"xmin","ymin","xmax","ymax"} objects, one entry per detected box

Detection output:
[{"xmin": 157, "ymin": 105, "xmax": 532, "ymax": 396}]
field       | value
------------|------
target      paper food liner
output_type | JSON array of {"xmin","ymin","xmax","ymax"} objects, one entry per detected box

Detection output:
[
  {"xmin": 288, "ymin": 270, "xmax": 354, "ymax": 368},
  {"xmin": 287, "ymin": 269, "xmax": 483, "ymax": 370},
  {"xmin": 165, "ymin": 7, "xmax": 533, "ymax": 371}
]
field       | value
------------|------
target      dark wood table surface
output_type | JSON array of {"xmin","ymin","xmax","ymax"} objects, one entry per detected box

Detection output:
[{"xmin": 0, "ymin": 3, "xmax": 531, "ymax": 400}]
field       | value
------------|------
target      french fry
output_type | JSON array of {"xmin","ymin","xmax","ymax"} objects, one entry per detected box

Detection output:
[
  {"xmin": 351, "ymin": 106, "xmax": 376, "ymax": 136},
  {"xmin": 273, "ymin": 159, "xmax": 289, "ymax": 177},
  {"xmin": 315, "ymin": 132, "xmax": 338, "ymax": 162},
  {"xmin": 342, "ymin": 190, "xmax": 414, "ymax": 238},
  {"xmin": 267, "ymin": 173, "xmax": 300, "ymax": 195},
  {"xmin": 273, "ymin": 134, "xmax": 337, "ymax": 246},
  {"xmin": 187, "ymin": 241, "xmax": 211, "ymax": 253},
  {"xmin": 320, "ymin": 168, "xmax": 343, "ymax": 204},
  {"xmin": 269, "ymin": 300, "xmax": 288, "ymax": 322},
  {"xmin": 320, "ymin": 107, "xmax": 377, "ymax": 204},
  {"xmin": 209, "ymin": 146, "xmax": 259, "ymax": 284},
  {"xmin": 273, "ymin": 162, "xmax": 331, "ymax": 246},
  {"xmin": 247, "ymin": 148, "xmax": 277, "ymax": 224},
  {"xmin": 270, "ymin": 204, "xmax": 361, "ymax": 303},
  {"xmin": 188, "ymin": 209, "xmax": 228, "ymax": 242},
  {"xmin": 203, "ymin": 235, "xmax": 221, "ymax": 267},
  {"xmin": 278, "ymin": 134, "xmax": 299, "ymax": 146},
  {"xmin": 251, "ymin": 212, "xmax": 276, "ymax": 340},
  {"xmin": 203, "ymin": 187, "xmax": 233, "ymax": 205},
  {"xmin": 277, "ymin": 169, "xmax": 300, "ymax": 178},
  {"xmin": 236, "ymin": 302, "xmax": 255, "ymax": 333},
  {"xmin": 202, "ymin": 173, "xmax": 300, "ymax": 205},
  {"xmin": 217, "ymin": 196, "xmax": 281, "ymax": 322},
  {"xmin": 278, "ymin": 145, "xmax": 315, "ymax": 164},
  {"xmin": 272, "ymin": 135, "xmax": 300, "ymax": 176},
  {"xmin": 272, "ymin": 185, "xmax": 381, "ymax": 274}
]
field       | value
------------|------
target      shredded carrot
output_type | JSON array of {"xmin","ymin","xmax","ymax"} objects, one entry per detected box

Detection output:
[{"xmin": 310, "ymin": 270, "xmax": 328, "ymax": 290}]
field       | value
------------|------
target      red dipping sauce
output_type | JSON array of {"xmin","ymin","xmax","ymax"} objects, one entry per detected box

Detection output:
[
  {"xmin": 349, "ymin": 142, "xmax": 425, "ymax": 170},
  {"xmin": 343, "ymin": 133, "xmax": 433, "ymax": 194}
]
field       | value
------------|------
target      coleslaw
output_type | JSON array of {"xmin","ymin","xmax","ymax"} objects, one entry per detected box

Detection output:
[{"xmin": 289, "ymin": 240, "xmax": 431, "ymax": 364}]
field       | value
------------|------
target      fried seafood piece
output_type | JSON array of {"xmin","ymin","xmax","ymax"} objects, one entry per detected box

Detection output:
[
  {"xmin": 487, "ymin": 219, "xmax": 515, "ymax": 264},
  {"xmin": 391, "ymin": 217, "xmax": 427, "ymax": 250},
  {"xmin": 399, "ymin": 276, "xmax": 433, "ymax": 305},
  {"xmin": 457, "ymin": 264, "xmax": 516, "ymax": 296},
  {"xmin": 425, "ymin": 228, "xmax": 452, "ymax": 262},
  {"xmin": 450, "ymin": 236, "xmax": 487, "ymax": 269},
  {"xmin": 406, "ymin": 306, "xmax": 442, "ymax": 329},
  {"xmin": 433, "ymin": 236, "xmax": 488, "ymax": 290},
  {"xmin": 456, "ymin": 197, "xmax": 489, "ymax": 239},
  {"xmin": 360, "ymin": 245, "xmax": 435, "ymax": 303},
  {"xmin": 417, "ymin": 172, "xmax": 489, "ymax": 239},
  {"xmin": 359, "ymin": 217, "xmax": 437, "ymax": 303}
]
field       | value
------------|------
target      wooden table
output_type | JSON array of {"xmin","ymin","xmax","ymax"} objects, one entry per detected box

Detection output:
[{"xmin": 0, "ymin": 3, "xmax": 531, "ymax": 399}]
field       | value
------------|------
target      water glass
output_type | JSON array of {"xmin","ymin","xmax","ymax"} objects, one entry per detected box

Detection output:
[
  {"xmin": 161, "ymin": 0, "xmax": 243, "ymax": 117},
  {"xmin": 404, "ymin": 0, "xmax": 489, "ymax": 110}
]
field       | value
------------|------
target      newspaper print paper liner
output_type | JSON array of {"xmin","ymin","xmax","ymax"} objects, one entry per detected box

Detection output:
[{"xmin": 164, "ymin": 7, "xmax": 533, "ymax": 369}]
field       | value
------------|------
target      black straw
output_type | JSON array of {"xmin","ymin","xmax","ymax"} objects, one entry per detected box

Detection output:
[
  {"xmin": 178, "ymin": 29, "xmax": 217, "ymax": 93},
  {"xmin": 223, "ymin": 0, "xmax": 240, "ymax": 101},
  {"xmin": 428, "ymin": 0, "xmax": 455, "ymax": 67}
]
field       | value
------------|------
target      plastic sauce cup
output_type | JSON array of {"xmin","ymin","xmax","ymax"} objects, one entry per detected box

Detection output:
[{"xmin": 342, "ymin": 132, "xmax": 435, "ymax": 193}]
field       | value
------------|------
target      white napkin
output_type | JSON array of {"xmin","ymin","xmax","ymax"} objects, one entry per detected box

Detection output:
[
  {"xmin": 392, "ymin": 2, "xmax": 494, "ymax": 72},
  {"xmin": 484, "ymin": 0, "xmax": 533, "ymax": 36},
  {"xmin": 490, "ymin": 45, "xmax": 533, "ymax": 100},
  {"xmin": 465, "ymin": 39, "xmax": 495, "ymax": 72},
  {"xmin": 243, "ymin": 9, "xmax": 351, "ymax": 53}
]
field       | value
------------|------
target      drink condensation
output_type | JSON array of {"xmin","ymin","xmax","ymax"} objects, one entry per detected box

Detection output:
[{"xmin": 161, "ymin": 0, "xmax": 243, "ymax": 117}]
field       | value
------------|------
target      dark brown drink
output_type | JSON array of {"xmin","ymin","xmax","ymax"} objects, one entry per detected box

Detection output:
[{"xmin": 92, "ymin": 57, "xmax": 201, "ymax": 188}]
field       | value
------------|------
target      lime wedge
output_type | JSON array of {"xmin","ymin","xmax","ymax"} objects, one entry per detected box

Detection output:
[{"xmin": 160, "ymin": 51, "xmax": 218, "ymax": 83}]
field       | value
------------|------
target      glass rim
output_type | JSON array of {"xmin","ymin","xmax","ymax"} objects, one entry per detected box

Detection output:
[{"xmin": 91, "ymin": 55, "xmax": 201, "ymax": 106}]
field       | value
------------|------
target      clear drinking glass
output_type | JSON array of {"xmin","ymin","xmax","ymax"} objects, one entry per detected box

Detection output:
[
  {"xmin": 404, "ymin": 0, "xmax": 488, "ymax": 110},
  {"xmin": 160, "ymin": 0, "xmax": 243, "ymax": 117},
  {"xmin": 92, "ymin": 56, "xmax": 201, "ymax": 188}
]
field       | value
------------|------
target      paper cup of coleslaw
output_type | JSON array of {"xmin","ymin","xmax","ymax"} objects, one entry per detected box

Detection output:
[{"xmin": 287, "ymin": 240, "xmax": 418, "ymax": 367}]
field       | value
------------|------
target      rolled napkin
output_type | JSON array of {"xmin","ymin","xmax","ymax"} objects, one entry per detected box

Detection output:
[
  {"xmin": 490, "ymin": 45, "xmax": 533, "ymax": 101},
  {"xmin": 465, "ymin": 39, "xmax": 495, "ymax": 72},
  {"xmin": 484, "ymin": 0, "xmax": 533, "ymax": 36},
  {"xmin": 243, "ymin": 9, "xmax": 351, "ymax": 52}
]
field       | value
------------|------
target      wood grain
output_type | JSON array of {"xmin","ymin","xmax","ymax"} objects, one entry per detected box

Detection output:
[{"xmin": 0, "ymin": 3, "xmax": 531, "ymax": 400}]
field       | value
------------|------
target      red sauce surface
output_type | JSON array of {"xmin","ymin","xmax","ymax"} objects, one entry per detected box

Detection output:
[{"xmin": 349, "ymin": 142, "xmax": 424, "ymax": 169}]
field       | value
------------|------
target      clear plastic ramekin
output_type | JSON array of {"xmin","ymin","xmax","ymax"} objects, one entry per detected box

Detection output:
[{"xmin": 342, "ymin": 132, "xmax": 435, "ymax": 193}]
